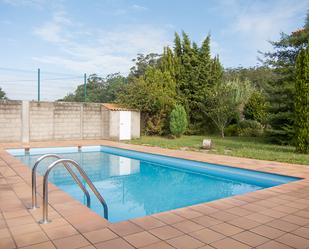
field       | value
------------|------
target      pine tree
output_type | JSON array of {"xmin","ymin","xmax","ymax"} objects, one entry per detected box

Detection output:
[
  {"xmin": 178, "ymin": 32, "xmax": 201, "ymax": 131},
  {"xmin": 180, "ymin": 31, "xmax": 195, "ymax": 88},
  {"xmin": 198, "ymin": 35, "xmax": 212, "ymax": 86},
  {"xmin": 182, "ymin": 32, "xmax": 192, "ymax": 56},
  {"xmin": 173, "ymin": 32, "xmax": 183, "ymax": 84},
  {"xmin": 187, "ymin": 36, "xmax": 212, "ymax": 131},
  {"xmin": 172, "ymin": 32, "xmax": 223, "ymax": 133},
  {"xmin": 176, "ymin": 32, "xmax": 192, "ymax": 114},
  {"xmin": 295, "ymin": 43, "xmax": 309, "ymax": 153},
  {"xmin": 211, "ymin": 56, "xmax": 223, "ymax": 85},
  {"xmin": 263, "ymin": 13, "xmax": 309, "ymax": 144},
  {"xmin": 160, "ymin": 46, "xmax": 176, "ymax": 79},
  {"xmin": 174, "ymin": 32, "xmax": 182, "ymax": 58}
]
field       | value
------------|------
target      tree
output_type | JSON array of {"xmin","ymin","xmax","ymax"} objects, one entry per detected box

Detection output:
[
  {"xmin": 61, "ymin": 73, "xmax": 126, "ymax": 103},
  {"xmin": 202, "ymin": 79, "xmax": 253, "ymax": 137},
  {"xmin": 262, "ymin": 13, "xmax": 309, "ymax": 144},
  {"xmin": 171, "ymin": 32, "xmax": 222, "ymax": 133},
  {"xmin": 117, "ymin": 31, "xmax": 223, "ymax": 135},
  {"xmin": 0, "ymin": 87, "xmax": 7, "ymax": 100},
  {"xmin": 128, "ymin": 53, "xmax": 161, "ymax": 80},
  {"xmin": 223, "ymin": 66, "xmax": 277, "ymax": 90},
  {"xmin": 117, "ymin": 67, "xmax": 176, "ymax": 135},
  {"xmin": 174, "ymin": 32, "xmax": 182, "ymax": 58},
  {"xmin": 244, "ymin": 91, "xmax": 269, "ymax": 125},
  {"xmin": 169, "ymin": 105, "xmax": 188, "ymax": 137},
  {"xmin": 294, "ymin": 43, "xmax": 309, "ymax": 153},
  {"xmin": 160, "ymin": 46, "xmax": 176, "ymax": 79},
  {"xmin": 210, "ymin": 56, "xmax": 223, "ymax": 86},
  {"xmin": 224, "ymin": 66, "xmax": 274, "ymax": 126},
  {"xmin": 61, "ymin": 74, "xmax": 105, "ymax": 102},
  {"xmin": 198, "ymin": 35, "xmax": 212, "ymax": 86},
  {"xmin": 104, "ymin": 73, "xmax": 127, "ymax": 102},
  {"xmin": 178, "ymin": 32, "xmax": 202, "ymax": 131}
]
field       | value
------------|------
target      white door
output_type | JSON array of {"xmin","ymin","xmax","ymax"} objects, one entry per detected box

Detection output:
[{"xmin": 119, "ymin": 111, "xmax": 131, "ymax": 140}]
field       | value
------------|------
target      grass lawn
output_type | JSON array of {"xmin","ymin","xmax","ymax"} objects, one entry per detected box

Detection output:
[{"xmin": 128, "ymin": 135, "xmax": 309, "ymax": 165}]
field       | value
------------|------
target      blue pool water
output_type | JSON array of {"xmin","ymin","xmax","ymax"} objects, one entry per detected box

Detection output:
[{"xmin": 9, "ymin": 146, "xmax": 300, "ymax": 222}]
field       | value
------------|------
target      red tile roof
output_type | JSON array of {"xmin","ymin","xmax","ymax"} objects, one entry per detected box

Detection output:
[{"xmin": 102, "ymin": 103, "xmax": 137, "ymax": 111}]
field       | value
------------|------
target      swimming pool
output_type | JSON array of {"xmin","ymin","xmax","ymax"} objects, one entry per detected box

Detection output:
[{"xmin": 8, "ymin": 146, "xmax": 300, "ymax": 223}]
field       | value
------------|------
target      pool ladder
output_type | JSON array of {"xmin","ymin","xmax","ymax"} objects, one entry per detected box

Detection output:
[{"xmin": 30, "ymin": 154, "xmax": 108, "ymax": 224}]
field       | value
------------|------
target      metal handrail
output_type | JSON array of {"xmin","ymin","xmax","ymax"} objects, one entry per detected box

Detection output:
[
  {"xmin": 31, "ymin": 154, "xmax": 91, "ymax": 209},
  {"xmin": 39, "ymin": 158, "xmax": 108, "ymax": 224}
]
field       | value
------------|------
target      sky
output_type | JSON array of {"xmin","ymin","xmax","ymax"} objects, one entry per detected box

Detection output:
[{"xmin": 0, "ymin": 0, "xmax": 308, "ymax": 100}]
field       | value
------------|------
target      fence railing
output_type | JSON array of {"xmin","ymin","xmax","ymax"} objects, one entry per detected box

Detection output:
[{"xmin": 0, "ymin": 67, "xmax": 93, "ymax": 101}]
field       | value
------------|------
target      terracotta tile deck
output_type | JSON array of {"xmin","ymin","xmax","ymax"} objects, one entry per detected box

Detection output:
[{"xmin": 0, "ymin": 139, "xmax": 309, "ymax": 249}]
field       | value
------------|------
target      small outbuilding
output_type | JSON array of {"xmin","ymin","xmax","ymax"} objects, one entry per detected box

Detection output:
[{"xmin": 102, "ymin": 103, "xmax": 140, "ymax": 140}]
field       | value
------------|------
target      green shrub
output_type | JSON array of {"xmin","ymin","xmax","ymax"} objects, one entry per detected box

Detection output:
[
  {"xmin": 239, "ymin": 128, "xmax": 263, "ymax": 137},
  {"xmin": 169, "ymin": 105, "xmax": 188, "ymax": 137},
  {"xmin": 238, "ymin": 120, "xmax": 263, "ymax": 137},
  {"xmin": 238, "ymin": 120, "xmax": 261, "ymax": 129},
  {"xmin": 224, "ymin": 124, "xmax": 239, "ymax": 136},
  {"xmin": 244, "ymin": 91, "xmax": 269, "ymax": 125},
  {"xmin": 144, "ymin": 111, "xmax": 167, "ymax": 136}
]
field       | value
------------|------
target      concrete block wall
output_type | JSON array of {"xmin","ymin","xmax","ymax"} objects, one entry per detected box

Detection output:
[
  {"xmin": 101, "ymin": 109, "xmax": 110, "ymax": 139},
  {"xmin": 0, "ymin": 100, "xmax": 22, "ymax": 142},
  {"xmin": 29, "ymin": 102, "xmax": 54, "ymax": 141},
  {"xmin": 54, "ymin": 102, "xmax": 82, "ymax": 140},
  {"xmin": 83, "ymin": 103, "xmax": 102, "ymax": 139},
  {"xmin": 0, "ymin": 100, "xmax": 140, "ymax": 143}
]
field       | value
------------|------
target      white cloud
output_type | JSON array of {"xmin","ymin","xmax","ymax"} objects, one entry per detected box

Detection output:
[
  {"xmin": 231, "ymin": 0, "xmax": 308, "ymax": 49},
  {"xmin": 33, "ymin": 11, "xmax": 71, "ymax": 43},
  {"xmin": 112, "ymin": 4, "xmax": 148, "ymax": 16},
  {"xmin": 33, "ymin": 13, "xmax": 170, "ymax": 75},
  {"xmin": 1, "ymin": 0, "xmax": 47, "ymax": 7},
  {"xmin": 131, "ymin": 4, "xmax": 148, "ymax": 11},
  {"xmin": 213, "ymin": 0, "xmax": 309, "ymax": 66}
]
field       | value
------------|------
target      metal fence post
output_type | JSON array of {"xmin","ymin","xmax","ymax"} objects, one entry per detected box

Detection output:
[
  {"xmin": 38, "ymin": 68, "xmax": 40, "ymax": 102},
  {"xmin": 84, "ymin": 73, "xmax": 87, "ymax": 102}
]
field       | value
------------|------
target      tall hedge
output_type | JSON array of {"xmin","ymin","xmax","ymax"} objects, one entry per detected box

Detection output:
[
  {"xmin": 295, "ymin": 43, "xmax": 309, "ymax": 153},
  {"xmin": 169, "ymin": 105, "xmax": 188, "ymax": 137}
]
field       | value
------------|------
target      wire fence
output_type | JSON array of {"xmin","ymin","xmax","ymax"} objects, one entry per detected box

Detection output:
[{"xmin": 0, "ymin": 67, "xmax": 94, "ymax": 101}]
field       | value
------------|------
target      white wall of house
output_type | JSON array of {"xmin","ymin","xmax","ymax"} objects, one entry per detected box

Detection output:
[
  {"xmin": 109, "ymin": 111, "xmax": 120, "ymax": 140},
  {"xmin": 131, "ymin": 111, "xmax": 140, "ymax": 139}
]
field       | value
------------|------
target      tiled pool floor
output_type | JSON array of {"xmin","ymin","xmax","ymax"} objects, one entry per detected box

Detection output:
[{"xmin": 0, "ymin": 139, "xmax": 309, "ymax": 249}]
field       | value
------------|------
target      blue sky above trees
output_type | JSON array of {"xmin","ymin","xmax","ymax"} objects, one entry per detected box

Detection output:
[{"xmin": 0, "ymin": 0, "xmax": 308, "ymax": 100}]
